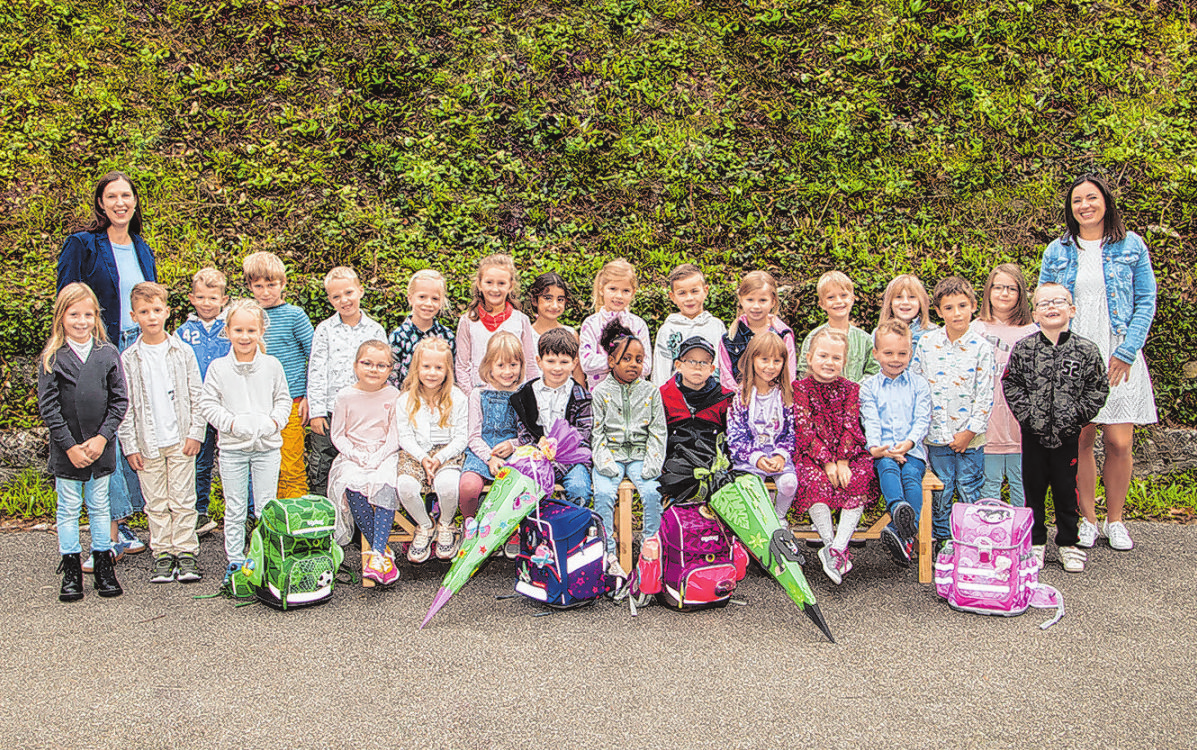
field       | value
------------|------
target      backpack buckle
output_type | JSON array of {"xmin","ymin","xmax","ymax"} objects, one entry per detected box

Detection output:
[{"xmin": 976, "ymin": 538, "xmax": 993, "ymax": 564}]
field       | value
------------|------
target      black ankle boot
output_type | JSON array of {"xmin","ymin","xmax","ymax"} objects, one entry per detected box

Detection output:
[
  {"xmin": 58, "ymin": 553, "xmax": 84, "ymax": 602},
  {"xmin": 92, "ymin": 549, "xmax": 123, "ymax": 598}
]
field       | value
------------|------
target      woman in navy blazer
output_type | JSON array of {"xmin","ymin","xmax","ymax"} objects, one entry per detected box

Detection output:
[{"xmin": 55, "ymin": 172, "xmax": 158, "ymax": 559}]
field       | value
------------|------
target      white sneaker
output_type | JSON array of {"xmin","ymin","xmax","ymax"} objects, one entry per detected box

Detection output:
[
  {"xmin": 1031, "ymin": 545, "xmax": 1045, "ymax": 568},
  {"xmin": 605, "ymin": 552, "xmax": 627, "ymax": 579},
  {"xmin": 434, "ymin": 523, "xmax": 460, "ymax": 560},
  {"xmin": 1060, "ymin": 546, "xmax": 1087, "ymax": 573},
  {"xmin": 407, "ymin": 524, "xmax": 434, "ymax": 563},
  {"xmin": 1103, "ymin": 521, "xmax": 1134, "ymax": 551},
  {"xmin": 818, "ymin": 545, "xmax": 842, "ymax": 585},
  {"xmin": 1077, "ymin": 518, "xmax": 1098, "ymax": 548}
]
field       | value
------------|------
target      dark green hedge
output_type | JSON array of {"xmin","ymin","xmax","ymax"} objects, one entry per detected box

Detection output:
[{"xmin": 1, "ymin": 0, "xmax": 1195, "ymax": 426}]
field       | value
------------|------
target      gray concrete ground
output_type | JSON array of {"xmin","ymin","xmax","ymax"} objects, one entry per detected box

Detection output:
[{"xmin": 2, "ymin": 522, "xmax": 1195, "ymax": 749}]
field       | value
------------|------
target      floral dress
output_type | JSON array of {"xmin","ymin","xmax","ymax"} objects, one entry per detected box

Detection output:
[{"xmin": 791, "ymin": 376, "xmax": 878, "ymax": 512}]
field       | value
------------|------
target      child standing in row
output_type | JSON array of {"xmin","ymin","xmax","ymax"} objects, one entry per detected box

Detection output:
[
  {"xmin": 458, "ymin": 333, "xmax": 525, "ymax": 529},
  {"xmin": 307, "ymin": 267, "xmax": 386, "ymax": 497},
  {"xmin": 328, "ymin": 340, "xmax": 403, "ymax": 585},
  {"xmin": 653, "ymin": 264, "xmax": 727, "ymax": 386},
  {"xmin": 718, "ymin": 271, "xmax": 797, "ymax": 389},
  {"xmin": 1003, "ymin": 284, "xmax": 1108, "ymax": 572},
  {"xmin": 511, "ymin": 328, "xmax": 594, "ymax": 505},
  {"xmin": 200, "ymin": 300, "xmax": 292, "ymax": 580},
  {"xmin": 591, "ymin": 319, "xmax": 666, "ymax": 576},
  {"xmin": 243, "ymin": 252, "xmax": 313, "ymax": 498},
  {"xmin": 860, "ymin": 321, "xmax": 931, "ymax": 568},
  {"xmin": 39, "ymin": 283, "xmax": 126, "ymax": 601},
  {"xmin": 397, "ymin": 338, "xmax": 468, "ymax": 563},
  {"xmin": 800, "ymin": 271, "xmax": 879, "ymax": 383},
  {"xmin": 455, "ymin": 254, "xmax": 537, "ymax": 394},
  {"xmin": 175, "ymin": 268, "xmax": 229, "ymax": 537},
  {"xmin": 527, "ymin": 272, "xmax": 586, "ymax": 386},
  {"xmin": 580, "ymin": 259, "xmax": 652, "ymax": 388},
  {"xmin": 912, "ymin": 277, "xmax": 995, "ymax": 544},
  {"xmin": 389, "ymin": 269, "xmax": 457, "ymax": 388},
  {"xmin": 793, "ymin": 329, "xmax": 878, "ymax": 585},
  {"xmin": 972, "ymin": 264, "xmax": 1038, "ymax": 507},
  {"xmin": 118, "ymin": 282, "xmax": 206, "ymax": 584},
  {"xmin": 878, "ymin": 274, "xmax": 937, "ymax": 348},
  {"xmin": 727, "ymin": 332, "xmax": 797, "ymax": 524}
]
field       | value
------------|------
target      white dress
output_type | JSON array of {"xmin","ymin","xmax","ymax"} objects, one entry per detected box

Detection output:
[{"xmin": 1071, "ymin": 238, "xmax": 1158, "ymax": 425}]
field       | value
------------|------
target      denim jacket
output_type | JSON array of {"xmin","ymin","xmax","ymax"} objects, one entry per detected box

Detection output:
[{"xmin": 1038, "ymin": 231, "xmax": 1157, "ymax": 365}]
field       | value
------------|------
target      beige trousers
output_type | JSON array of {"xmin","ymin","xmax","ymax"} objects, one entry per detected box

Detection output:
[{"xmin": 140, "ymin": 443, "xmax": 199, "ymax": 556}]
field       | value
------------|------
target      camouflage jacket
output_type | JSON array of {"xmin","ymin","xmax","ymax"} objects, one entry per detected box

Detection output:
[{"xmin": 1002, "ymin": 330, "xmax": 1109, "ymax": 449}]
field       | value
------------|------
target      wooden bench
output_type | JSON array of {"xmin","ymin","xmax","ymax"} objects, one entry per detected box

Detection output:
[{"xmin": 362, "ymin": 472, "xmax": 943, "ymax": 586}]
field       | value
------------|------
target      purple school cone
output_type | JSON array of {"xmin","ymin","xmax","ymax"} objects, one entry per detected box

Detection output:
[{"xmin": 419, "ymin": 465, "xmax": 543, "ymax": 628}]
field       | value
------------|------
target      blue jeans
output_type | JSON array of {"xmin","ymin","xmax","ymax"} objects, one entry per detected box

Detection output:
[
  {"xmin": 559, "ymin": 464, "xmax": 593, "ymax": 507},
  {"xmin": 876, "ymin": 456, "xmax": 925, "ymax": 535},
  {"xmin": 593, "ymin": 461, "xmax": 661, "ymax": 554},
  {"xmin": 108, "ymin": 326, "xmax": 145, "ymax": 521},
  {"xmin": 981, "ymin": 451, "xmax": 1024, "ymax": 507},
  {"xmin": 218, "ymin": 448, "xmax": 281, "ymax": 565},
  {"xmin": 194, "ymin": 424, "xmax": 218, "ymax": 515},
  {"xmin": 927, "ymin": 445, "xmax": 984, "ymax": 540},
  {"xmin": 56, "ymin": 475, "xmax": 112, "ymax": 555}
]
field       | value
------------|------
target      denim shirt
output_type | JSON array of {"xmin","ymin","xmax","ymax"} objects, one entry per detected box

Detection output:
[
  {"xmin": 859, "ymin": 369, "xmax": 932, "ymax": 463},
  {"xmin": 1038, "ymin": 231, "xmax": 1157, "ymax": 365}
]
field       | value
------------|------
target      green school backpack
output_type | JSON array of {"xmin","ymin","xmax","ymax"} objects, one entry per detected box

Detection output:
[{"xmin": 242, "ymin": 495, "xmax": 345, "ymax": 610}]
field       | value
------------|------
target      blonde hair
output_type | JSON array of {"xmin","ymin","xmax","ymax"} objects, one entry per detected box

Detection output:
[
  {"xmin": 192, "ymin": 267, "xmax": 228, "ymax": 293},
  {"xmin": 323, "ymin": 266, "xmax": 361, "ymax": 289},
  {"xmin": 980, "ymin": 263, "xmax": 1033, "ymax": 327},
  {"xmin": 739, "ymin": 331, "xmax": 793, "ymax": 407},
  {"xmin": 479, "ymin": 331, "xmax": 526, "ymax": 388},
  {"xmin": 242, "ymin": 251, "xmax": 287, "ymax": 285},
  {"xmin": 804, "ymin": 328, "xmax": 849, "ymax": 376},
  {"xmin": 407, "ymin": 269, "xmax": 447, "ymax": 298},
  {"xmin": 879, "ymin": 274, "xmax": 932, "ymax": 326},
  {"xmin": 403, "ymin": 338, "xmax": 456, "ymax": 428},
  {"xmin": 873, "ymin": 319, "xmax": 912, "ymax": 348},
  {"xmin": 592, "ymin": 259, "xmax": 639, "ymax": 312},
  {"xmin": 729, "ymin": 271, "xmax": 780, "ymax": 336},
  {"xmin": 223, "ymin": 299, "xmax": 269, "ymax": 353},
  {"xmin": 42, "ymin": 283, "xmax": 107, "ymax": 373},
  {"xmin": 816, "ymin": 271, "xmax": 854, "ymax": 299},
  {"xmin": 129, "ymin": 281, "xmax": 169, "ymax": 309},
  {"xmin": 355, "ymin": 339, "xmax": 394, "ymax": 365},
  {"xmin": 465, "ymin": 254, "xmax": 521, "ymax": 321}
]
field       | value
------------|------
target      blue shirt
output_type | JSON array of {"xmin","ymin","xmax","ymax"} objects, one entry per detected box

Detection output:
[
  {"xmin": 859, "ymin": 368, "xmax": 932, "ymax": 463},
  {"xmin": 110, "ymin": 241, "xmax": 146, "ymax": 331},
  {"xmin": 175, "ymin": 314, "xmax": 230, "ymax": 380},
  {"xmin": 263, "ymin": 303, "xmax": 314, "ymax": 398}
]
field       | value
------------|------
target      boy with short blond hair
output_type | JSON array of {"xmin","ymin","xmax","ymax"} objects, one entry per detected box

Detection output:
[
  {"xmin": 118, "ymin": 282, "xmax": 206, "ymax": 583},
  {"xmin": 1003, "ymin": 283, "xmax": 1108, "ymax": 572},
  {"xmin": 912, "ymin": 276, "xmax": 995, "ymax": 544},
  {"xmin": 176, "ymin": 268, "xmax": 230, "ymax": 536},
  {"xmin": 242, "ymin": 251, "xmax": 313, "ymax": 498},
  {"xmin": 388, "ymin": 269, "xmax": 457, "ymax": 388},
  {"xmin": 652, "ymin": 264, "xmax": 727, "ymax": 386},
  {"xmin": 307, "ymin": 266, "xmax": 386, "ymax": 496},
  {"xmin": 799, "ymin": 271, "xmax": 879, "ymax": 382}
]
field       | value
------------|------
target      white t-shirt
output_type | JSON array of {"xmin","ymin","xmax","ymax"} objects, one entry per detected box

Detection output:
[
  {"xmin": 141, "ymin": 340, "xmax": 180, "ymax": 448},
  {"xmin": 67, "ymin": 338, "xmax": 93, "ymax": 363}
]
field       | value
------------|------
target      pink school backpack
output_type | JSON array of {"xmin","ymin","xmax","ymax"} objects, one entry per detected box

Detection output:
[
  {"xmin": 636, "ymin": 503, "xmax": 749, "ymax": 611},
  {"xmin": 934, "ymin": 499, "xmax": 1064, "ymax": 629}
]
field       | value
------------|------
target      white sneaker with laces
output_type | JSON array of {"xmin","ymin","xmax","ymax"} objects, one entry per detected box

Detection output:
[
  {"xmin": 818, "ymin": 545, "xmax": 842, "ymax": 585},
  {"xmin": 408, "ymin": 524, "xmax": 434, "ymax": 564},
  {"xmin": 1103, "ymin": 520, "xmax": 1134, "ymax": 551},
  {"xmin": 605, "ymin": 552, "xmax": 627, "ymax": 579},
  {"xmin": 1031, "ymin": 545, "xmax": 1045, "ymax": 568},
  {"xmin": 1060, "ymin": 546, "xmax": 1087, "ymax": 573},
  {"xmin": 1077, "ymin": 518, "xmax": 1098, "ymax": 548},
  {"xmin": 434, "ymin": 523, "xmax": 459, "ymax": 560}
]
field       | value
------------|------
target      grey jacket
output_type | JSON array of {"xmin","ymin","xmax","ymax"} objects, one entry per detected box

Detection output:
[
  {"xmin": 118, "ymin": 334, "xmax": 206, "ymax": 459},
  {"xmin": 591, "ymin": 376, "xmax": 667, "ymax": 479}
]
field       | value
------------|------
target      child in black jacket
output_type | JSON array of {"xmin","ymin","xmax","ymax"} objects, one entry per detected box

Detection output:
[{"xmin": 1003, "ymin": 283, "xmax": 1108, "ymax": 573}]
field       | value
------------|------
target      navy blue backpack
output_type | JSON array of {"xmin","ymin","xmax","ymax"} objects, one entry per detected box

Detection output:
[{"xmin": 515, "ymin": 498, "xmax": 611, "ymax": 609}]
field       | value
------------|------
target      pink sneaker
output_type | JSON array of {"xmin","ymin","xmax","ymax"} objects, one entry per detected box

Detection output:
[
  {"xmin": 378, "ymin": 547, "xmax": 400, "ymax": 586},
  {"xmin": 363, "ymin": 552, "xmax": 386, "ymax": 584}
]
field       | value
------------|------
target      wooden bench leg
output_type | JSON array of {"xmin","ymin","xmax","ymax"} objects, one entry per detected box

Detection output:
[
  {"xmin": 919, "ymin": 471, "xmax": 943, "ymax": 584},
  {"xmin": 617, "ymin": 479, "xmax": 633, "ymax": 574}
]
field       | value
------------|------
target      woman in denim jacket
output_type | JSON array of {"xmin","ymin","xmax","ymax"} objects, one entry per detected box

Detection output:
[{"xmin": 1039, "ymin": 174, "xmax": 1157, "ymax": 553}]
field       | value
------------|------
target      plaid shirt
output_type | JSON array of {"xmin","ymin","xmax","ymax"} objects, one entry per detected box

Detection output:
[{"xmin": 388, "ymin": 318, "xmax": 457, "ymax": 388}]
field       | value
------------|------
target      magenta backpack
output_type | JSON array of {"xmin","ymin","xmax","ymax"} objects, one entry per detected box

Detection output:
[
  {"xmin": 935, "ymin": 499, "xmax": 1064, "ymax": 628},
  {"xmin": 640, "ymin": 503, "xmax": 748, "ymax": 611}
]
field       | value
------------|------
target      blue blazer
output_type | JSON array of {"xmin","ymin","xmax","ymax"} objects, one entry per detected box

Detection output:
[{"xmin": 57, "ymin": 230, "xmax": 157, "ymax": 344}]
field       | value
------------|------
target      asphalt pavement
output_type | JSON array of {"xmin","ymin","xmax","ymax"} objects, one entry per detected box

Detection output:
[{"xmin": 2, "ymin": 522, "xmax": 1194, "ymax": 749}]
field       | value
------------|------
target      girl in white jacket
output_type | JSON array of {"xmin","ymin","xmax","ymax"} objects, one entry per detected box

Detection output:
[{"xmin": 199, "ymin": 300, "xmax": 291, "ymax": 577}]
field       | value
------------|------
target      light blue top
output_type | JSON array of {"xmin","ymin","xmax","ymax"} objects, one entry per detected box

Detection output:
[
  {"xmin": 110, "ymin": 240, "xmax": 145, "ymax": 331},
  {"xmin": 858, "ymin": 368, "xmax": 932, "ymax": 463},
  {"xmin": 263, "ymin": 303, "xmax": 315, "ymax": 398}
]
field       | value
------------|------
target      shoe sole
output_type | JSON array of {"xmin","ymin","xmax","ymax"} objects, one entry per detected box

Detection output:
[
  {"xmin": 123, "ymin": 543, "xmax": 147, "ymax": 555},
  {"xmin": 176, "ymin": 573, "xmax": 202, "ymax": 583},
  {"xmin": 892, "ymin": 503, "xmax": 918, "ymax": 539},
  {"xmin": 59, "ymin": 592, "xmax": 84, "ymax": 603},
  {"xmin": 881, "ymin": 528, "xmax": 912, "ymax": 568},
  {"xmin": 150, "ymin": 575, "xmax": 176, "ymax": 583},
  {"xmin": 196, "ymin": 523, "xmax": 218, "ymax": 537},
  {"xmin": 408, "ymin": 549, "xmax": 432, "ymax": 564}
]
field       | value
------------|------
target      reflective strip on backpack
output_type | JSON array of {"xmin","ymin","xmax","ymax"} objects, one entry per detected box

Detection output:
[{"xmin": 955, "ymin": 581, "xmax": 1017, "ymax": 594}]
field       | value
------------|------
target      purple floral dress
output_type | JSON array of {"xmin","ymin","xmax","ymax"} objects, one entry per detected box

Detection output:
[{"xmin": 791, "ymin": 376, "xmax": 878, "ymax": 512}]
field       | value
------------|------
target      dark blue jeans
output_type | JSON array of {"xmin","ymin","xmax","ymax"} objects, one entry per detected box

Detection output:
[
  {"xmin": 876, "ymin": 455, "xmax": 925, "ymax": 536},
  {"xmin": 194, "ymin": 424, "xmax": 218, "ymax": 515},
  {"xmin": 927, "ymin": 445, "xmax": 984, "ymax": 541}
]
